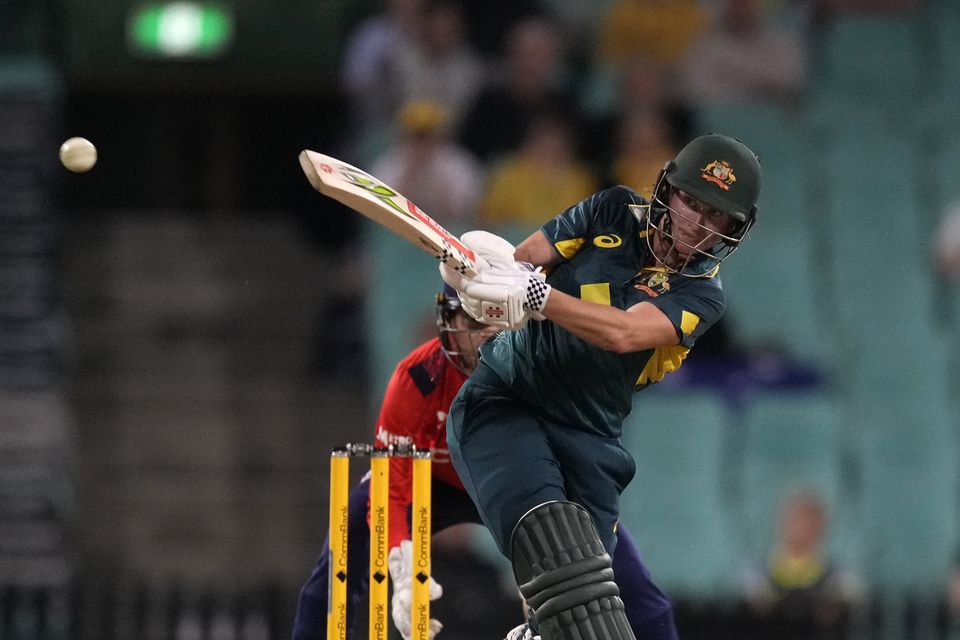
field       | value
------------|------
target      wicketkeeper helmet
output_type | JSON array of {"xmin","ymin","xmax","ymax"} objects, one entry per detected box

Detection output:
[{"xmin": 437, "ymin": 284, "xmax": 492, "ymax": 375}]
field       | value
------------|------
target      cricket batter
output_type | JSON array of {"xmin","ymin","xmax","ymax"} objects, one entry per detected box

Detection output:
[
  {"xmin": 293, "ymin": 287, "xmax": 681, "ymax": 639},
  {"xmin": 440, "ymin": 133, "xmax": 762, "ymax": 640}
]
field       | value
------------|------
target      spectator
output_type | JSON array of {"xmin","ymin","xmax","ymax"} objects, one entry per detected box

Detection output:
[
  {"xmin": 582, "ymin": 58, "xmax": 691, "ymax": 174},
  {"xmin": 741, "ymin": 490, "xmax": 863, "ymax": 638},
  {"xmin": 371, "ymin": 99, "xmax": 485, "ymax": 225},
  {"xmin": 679, "ymin": 0, "xmax": 808, "ymax": 109},
  {"xmin": 603, "ymin": 108, "xmax": 676, "ymax": 195},
  {"xmin": 477, "ymin": 111, "xmax": 598, "ymax": 233},
  {"xmin": 457, "ymin": 0, "xmax": 542, "ymax": 58},
  {"xmin": 595, "ymin": 0, "xmax": 707, "ymax": 69},
  {"xmin": 933, "ymin": 200, "xmax": 960, "ymax": 281},
  {"xmin": 340, "ymin": 0, "xmax": 426, "ymax": 161},
  {"xmin": 459, "ymin": 16, "xmax": 579, "ymax": 162},
  {"xmin": 393, "ymin": 0, "xmax": 487, "ymax": 134}
]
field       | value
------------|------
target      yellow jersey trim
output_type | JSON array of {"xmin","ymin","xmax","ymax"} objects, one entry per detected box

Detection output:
[
  {"xmin": 555, "ymin": 238, "xmax": 586, "ymax": 259},
  {"xmin": 580, "ymin": 283, "xmax": 612, "ymax": 305}
]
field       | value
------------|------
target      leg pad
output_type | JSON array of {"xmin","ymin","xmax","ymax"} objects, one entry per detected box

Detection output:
[{"xmin": 511, "ymin": 502, "xmax": 636, "ymax": 640}]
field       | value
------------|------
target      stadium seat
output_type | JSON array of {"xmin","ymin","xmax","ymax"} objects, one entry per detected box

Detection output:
[
  {"xmin": 858, "ymin": 424, "xmax": 959, "ymax": 591},
  {"xmin": 618, "ymin": 390, "xmax": 736, "ymax": 597},
  {"xmin": 815, "ymin": 11, "xmax": 925, "ymax": 113},
  {"xmin": 735, "ymin": 391, "xmax": 845, "ymax": 561}
]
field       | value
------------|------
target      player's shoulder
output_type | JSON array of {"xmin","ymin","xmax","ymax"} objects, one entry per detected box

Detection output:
[
  {"xmin": 671, "ymin": 269, "xmax": 726, "ymax": 310},
  {"xmin": 400, "ymin": 337, "xmax": 444, "ymax": 366},
  {"xmin": 589, "ymin": 185, "xmax": 647, "ymax": 215},
  {"xmin": 598, "ymin": 184, "xmax": 648, "ymax": 206},
  {"xmin": 589, "ymin": 185, "xmax": 648, "ymax": 230},
  {"xmin": 397, "ymin": 338, "xmax": 449, "ymax": 397}
]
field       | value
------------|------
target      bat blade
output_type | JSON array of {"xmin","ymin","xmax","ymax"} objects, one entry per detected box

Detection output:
[{"xmin": 298, "ymin": 150, "xmax": 479, "ymax": 277}]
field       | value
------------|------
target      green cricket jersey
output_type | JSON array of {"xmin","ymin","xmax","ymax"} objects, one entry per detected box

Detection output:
[{"xmin": 479, "ymin": 186, "xmax": 727, "ymax": 437}]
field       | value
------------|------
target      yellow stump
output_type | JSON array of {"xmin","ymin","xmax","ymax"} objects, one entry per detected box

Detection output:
[
  {"xmin": 411, "ymin": 450, "xmax": 432, "ymax": 640},
  {"xmin": 327, "ymin": 449, "xmax": 350, "ymax": 640},
  {"xmin": 369, "ymin": 450, "xmax": 390, "ymax": 640}
]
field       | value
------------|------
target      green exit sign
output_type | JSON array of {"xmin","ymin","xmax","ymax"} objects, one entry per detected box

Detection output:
[{"xmin": 128, "ymin": 2, "xmax": 233, "ymax": 58}]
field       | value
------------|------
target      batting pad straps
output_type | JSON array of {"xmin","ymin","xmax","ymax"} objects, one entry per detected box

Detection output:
[
  {"xmin": 511, "ymin": 502, "xmax": 636, "ymax": 640},
  {"xmin": 521, "ymin": 557, "xmax": 617, "ymax": 619}
]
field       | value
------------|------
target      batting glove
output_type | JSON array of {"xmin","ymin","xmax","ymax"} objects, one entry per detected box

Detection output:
[
  {"xmin": 388, "ymin": 541, "xmax": 444, "ymax": 640},
  {"xmin": 460, "ymin": 266, "xmax": 551, "ymax": 329},
  {"xmin": 473, "ymin": 265, "xmax": 550, "ymax": 316},
  {"xmin": 461, "ymin": 230, "xmax": 517, "ymax": 270},
  {"xmin": 440, "ymin": 262, "xmax": 527, "ymax": 329}
]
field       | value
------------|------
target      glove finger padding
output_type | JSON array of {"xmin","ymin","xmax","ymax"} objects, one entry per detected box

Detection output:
[
  {"xmin": 460, "ymin": 279, "xmax": 527, "ymax": 330},
  {"xmin": 440, "ymin": 262, "xmax": 515, "ymax": 327},
  {"xmin": 461, "ymin": 230, "xmax": 516, "ymax": 270},
  {"xmin": 471, "ymin": 267, "xmax": 551, "ymax": 321},
  {"xmin": 439, "ymin": 262, "xmax": 468, "ymax": 293}
]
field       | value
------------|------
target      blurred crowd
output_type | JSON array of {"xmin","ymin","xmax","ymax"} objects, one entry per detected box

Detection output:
[
  {"xmin": 310, "ymin": 1, "xmax": 960, "ymax": 638},
  {"xmin": 313, "ymin": 0, "xmax": 816, "ymax": 379},
  {"xmin": 338, "ymin": 0, "xmax": 809, "ymax": 219},
  {"xmin": 313, "ymin": 0, "xmax": 922, "ymax": 382},
  {"xmin": 334, "ymin": 0, "xmax": 917, "ymax": 225}
]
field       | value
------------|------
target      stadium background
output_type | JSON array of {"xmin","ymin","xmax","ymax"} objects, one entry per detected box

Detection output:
[{"xmin": 1, "ymin": 0, "xmax": 958, "ymax": 638}]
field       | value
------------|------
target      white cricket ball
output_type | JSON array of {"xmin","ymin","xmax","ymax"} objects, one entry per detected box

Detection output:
[{"xmin": 59, "ymin": 137, "xmax": 97, "ymax": 172}]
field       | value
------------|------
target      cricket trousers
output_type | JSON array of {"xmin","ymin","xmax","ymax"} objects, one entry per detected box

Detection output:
[{"xmin": 446, "ymin": 363, "xmax": 678, "ymax": 640}]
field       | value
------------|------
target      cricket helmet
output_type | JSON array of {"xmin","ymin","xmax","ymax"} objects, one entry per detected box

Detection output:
[
  {"xmin": 437, "ymin": 284, "xmax": 496, "ymax": 375},
  {"xmin": 644, "ymin": 133, "xmax": 761, "ymax": 277},
  {"xmin": 665, "ymin": 133, "xmax": 761, "ymax": 223}
]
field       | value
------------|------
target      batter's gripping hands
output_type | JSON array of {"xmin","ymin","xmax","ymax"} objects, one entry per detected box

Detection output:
[
  {"xmin": 440, "ymin": 230, "xmax": 533, "ymax": 329},
  {"xmin": 440, "ymin": 261, "xmax": 527, "ymax": 329},
  {"xmin": 388, "ymin": 541, "xmax": 443, "ymax": 640},
  {"xmin": 460, "ymin": 230, "xmax": 517, "ymax": 270},
  {"xmin": 455, "ymin": 229, "xmax": 550, "ymax": 316},
  {"xmin": 471, "ymin": 265, "xmax": 551, "ymax": 318}
]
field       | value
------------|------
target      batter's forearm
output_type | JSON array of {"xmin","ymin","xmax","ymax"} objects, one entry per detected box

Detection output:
[
  {"xmin": 542, "ymin": 291, "xmax": 679, "ymax": 353},
  {"xmin": 514, "ymin": 230, "xmax": 561, "ymax": 268}
]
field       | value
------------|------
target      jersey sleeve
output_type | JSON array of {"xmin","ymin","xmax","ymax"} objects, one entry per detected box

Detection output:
[
  {"xmin": 541, "ymin": 186, "xmax": 643, "ymax": 260},
  {"xmin": 647, "ymin": 277, "xmax": 726, "ymax": 348}
]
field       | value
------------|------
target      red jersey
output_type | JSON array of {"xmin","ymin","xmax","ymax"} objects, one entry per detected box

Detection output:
[{"xmin": 372, "ymin": 337, "xmax": 468, "ymax": 548}]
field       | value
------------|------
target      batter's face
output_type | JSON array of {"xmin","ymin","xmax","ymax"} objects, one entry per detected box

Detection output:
[{"xmin": 666, "ymin": 189, "xmax": 738, "ymax": 257}]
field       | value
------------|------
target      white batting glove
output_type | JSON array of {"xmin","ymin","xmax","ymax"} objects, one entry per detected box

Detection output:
[
  {"xmin": 457, "ymin": 230, "xmax": 548, "ymax": 317},
  {"xmin": 465, "ymin": 266, "xmax": 551, "ymax": 322},
  {"xmin": 460, "ymin": 230, "xmax": 518, "ymax": 270},
  {"xmin": 439, "ymin": 262, "xmax": 526, "ymax": 329},
  {"xmin": 438, "ymin": 262, "xmax": 484, "ymax": 322},
  {"xmin": 388, "ymin": 541, "xmax": 443, "ymax": 640}
]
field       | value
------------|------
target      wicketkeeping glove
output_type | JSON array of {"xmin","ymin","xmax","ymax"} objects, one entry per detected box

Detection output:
[{"xmin": 388, "ymin": 540, "xmax": 444, "ymax": 640}]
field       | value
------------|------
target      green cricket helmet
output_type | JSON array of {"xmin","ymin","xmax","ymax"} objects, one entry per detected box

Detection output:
[
  {"xmin": 665, "ymin": 133, "xmax": 761, "ymax": 223},
  {"xmin": 644, "ymin": 133, "xmax": 762, "ymax": 277}
]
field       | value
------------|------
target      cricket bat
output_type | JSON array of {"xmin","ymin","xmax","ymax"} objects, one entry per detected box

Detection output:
[{"xmin": 298, "ymin": 150, "xmax": 482, "ymax": 277}]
